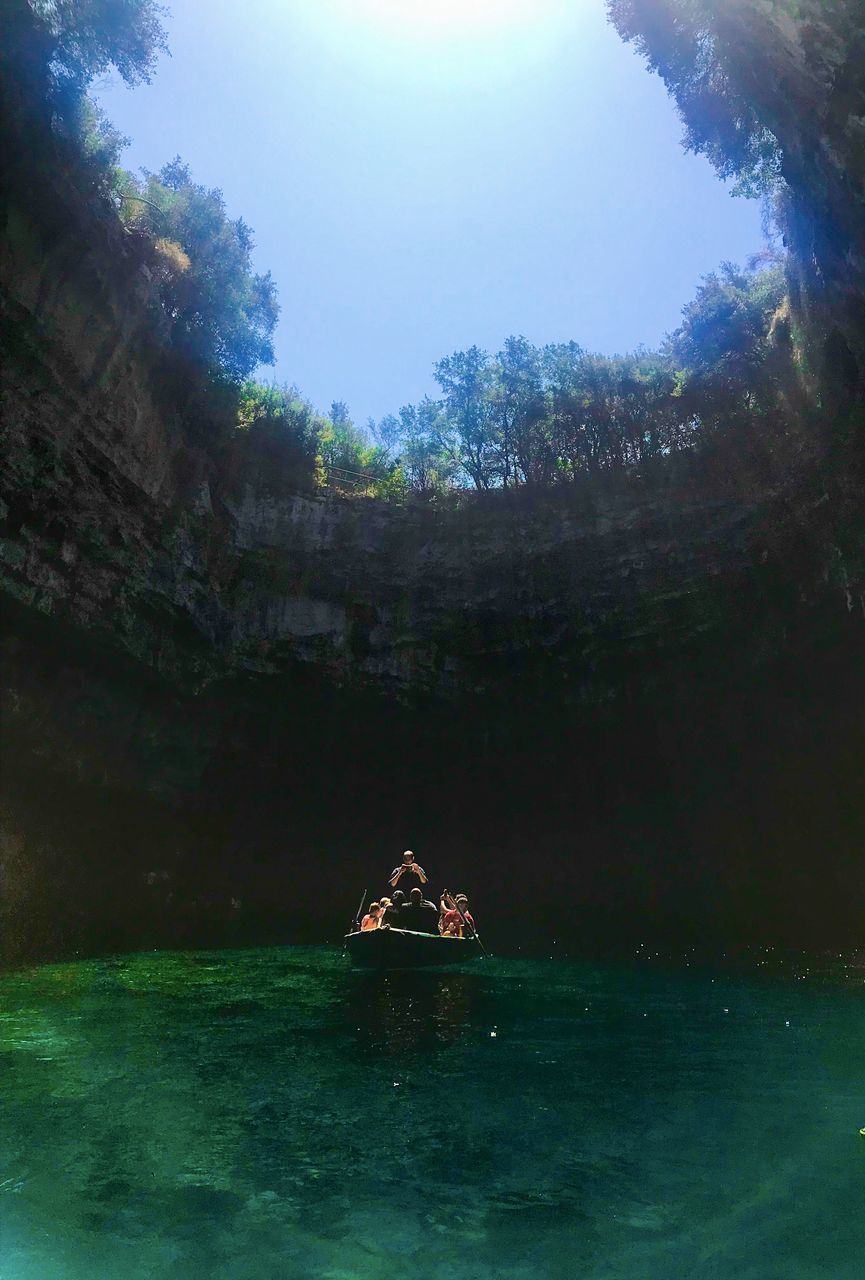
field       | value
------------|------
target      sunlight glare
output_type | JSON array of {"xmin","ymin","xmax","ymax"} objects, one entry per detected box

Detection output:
[{"xmin": 342, "ymin": 0, "xmax": 543, "ymax": 42}]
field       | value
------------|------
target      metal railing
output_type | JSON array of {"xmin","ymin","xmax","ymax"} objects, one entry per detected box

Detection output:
[{"xmin": 321, "ymin": 464, "xmax": 382, "ymax": 490}]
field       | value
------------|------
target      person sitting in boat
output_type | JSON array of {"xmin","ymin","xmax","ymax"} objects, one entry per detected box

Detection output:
[
  {"xmin": 382, "ymin": 890, "xmax": 405, "ymax": 925},
  {"xmin": 388, "ymin": 850, "xmax": 429, "ymax": 888},
  {"xmin": 360, "ymin": 902, "xmax": 384, "ymax": 931},
  {"xmin": 439, "ymin": 892, "xmax": 475, "ymax": 939},
  {"xmin": 398, "ymin": 886, "xmax": 439, "ymax": 934}
]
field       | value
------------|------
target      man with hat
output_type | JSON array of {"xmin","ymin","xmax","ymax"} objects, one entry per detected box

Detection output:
[{"xmin": 439, "ymin": 891, "xmax": 476, "ymax": 939}]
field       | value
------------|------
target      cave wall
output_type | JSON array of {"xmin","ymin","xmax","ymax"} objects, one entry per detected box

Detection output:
[
  {"xmin": 3, "ymin": 88, "xmax": 865, "ymax": 965},
  {"xmin": 722, "ymin": 0, "xmax": 865, "ymax": 359},
  {"xmin": 0, "ymin": 190, "xmax": 777, "ymax": 704}
]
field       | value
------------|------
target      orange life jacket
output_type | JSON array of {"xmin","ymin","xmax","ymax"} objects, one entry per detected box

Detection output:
[{"xmin": 440, "ymin": 908, "xmax": 474, "ymax": 937}]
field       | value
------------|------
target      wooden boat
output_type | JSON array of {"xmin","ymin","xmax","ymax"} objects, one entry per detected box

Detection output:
[{"xmin": 344, "ymin": 926, "xmax": 483, "ymax": 969}]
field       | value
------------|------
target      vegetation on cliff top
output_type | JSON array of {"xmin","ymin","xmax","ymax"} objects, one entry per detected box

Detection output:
[
  {"xmin": 31, "ymin": 0, "xmax": 168, "ymax": 99},
  {"xmin": 232, "ymin": 255, "xmax": 792, "ymax": 501},
  {"xmin": 9, "ymin": 0, "xmax": 861, "ymax": 500},
  {"xmin": 13, "ymin": 1, "xmax": 278, "ymax": 386},
  {"xmin": 107, "ymin": 153, "xmax": 279, "ymax": 381},
  {"xmin": 606, "ymin": 1, "xmax": 864, "ymax": 364}
]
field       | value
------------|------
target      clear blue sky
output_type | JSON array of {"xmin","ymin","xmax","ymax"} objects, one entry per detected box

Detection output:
[{"xmin": 96, "ymin": 0, "xmax": 766, "ymax": 426}]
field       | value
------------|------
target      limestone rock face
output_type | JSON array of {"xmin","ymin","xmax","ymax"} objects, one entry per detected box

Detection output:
[
  {"xmin": 3, "ymin": 3, "xmax": 864, "ymax": 712},
  {"xmin": 1, "ymin": 153, "xmax": 863, "ymax": 731},
  {"xmin": 0, "ymin": 306, "xmax": 778, "ymax": 705},
  {"xmin": 727, "ymin": 0, "xmax": 865, "ymax": 363},
  {"xmin": 0, "ymin": 191, "xmax": 819, "ymax": 705},
  {"xmin": 2, "ymin": 17, "xmax": 865, "ymax": 959}
]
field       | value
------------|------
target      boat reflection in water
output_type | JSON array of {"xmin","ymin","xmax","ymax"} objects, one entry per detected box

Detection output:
[{"xmin": 345, "ymin": 967, "xmax": 477, "ymax": 1057}]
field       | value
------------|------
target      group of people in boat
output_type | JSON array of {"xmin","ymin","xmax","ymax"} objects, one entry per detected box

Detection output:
[{"xmin": 358, "ymin": 850, "xmax": 476, "ymax": 939}]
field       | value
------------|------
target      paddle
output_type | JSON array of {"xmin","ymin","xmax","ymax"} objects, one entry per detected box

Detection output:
[
  {"xmin": 352, "ymin": 889, "xmax": 367, "ymax": 933},
  {"xmin": 442, "ymin": 890, "xmax": 487, "ymax": 956}
]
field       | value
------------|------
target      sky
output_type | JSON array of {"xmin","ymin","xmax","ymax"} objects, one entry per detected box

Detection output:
[{"xmin": 95, "ymin": 0, "xmax": 767, "ymax": 426}]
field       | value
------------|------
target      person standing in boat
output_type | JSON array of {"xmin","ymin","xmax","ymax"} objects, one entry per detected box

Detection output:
[
  {"xmin": 388, "ymin": 850, "xmax": 429, "ymax": 889},
  {"xmin": 439, "ymin": 892, "xmax": 476, "ymax": 939}
]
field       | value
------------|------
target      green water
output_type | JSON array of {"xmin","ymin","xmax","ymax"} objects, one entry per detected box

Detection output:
[{"xmin": 1, "ymin": 948, "xmax": 863, "ymax": 1280}]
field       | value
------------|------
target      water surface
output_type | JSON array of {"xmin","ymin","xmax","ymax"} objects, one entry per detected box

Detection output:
[{"xmin": 1, "ymin": 948, "xmax": 863, "ymax": 1279}]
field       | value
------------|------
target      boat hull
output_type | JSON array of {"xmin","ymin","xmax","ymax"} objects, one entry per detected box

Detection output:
[{"xmin": 344, "ymin": 927, "xmax": 482, "ymax": 969}]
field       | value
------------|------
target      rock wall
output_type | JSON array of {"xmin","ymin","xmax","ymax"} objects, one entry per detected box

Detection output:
[
  {"xmin": 3, "ymin": 82, "xmax": 865, "ymax": 964},
  {"xmin": 0, "ymin": 192, "xmax": 774, "ymax": 704}
]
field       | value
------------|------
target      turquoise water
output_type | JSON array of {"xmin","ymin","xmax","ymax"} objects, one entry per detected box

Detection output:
[{"xmin": 1, "ymin": 948, "xmax": 863, "ymax": 1280}]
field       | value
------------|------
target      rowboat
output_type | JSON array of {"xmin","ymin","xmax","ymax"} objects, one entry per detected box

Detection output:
[{"xmin": 344, "ymin": 926, "xmax": 483, "ymax": 969}]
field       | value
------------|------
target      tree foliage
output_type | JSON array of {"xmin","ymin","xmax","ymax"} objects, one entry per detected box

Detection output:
[
  {"xmin": 363, "ymin": 263, "xmax": 798, "ymax": 497},
  {"xmin": 113, "ymin": 158, "xmax": 279, "ymax": 381},
  {"xmin": 376, "ymin": 399, "xmax": 458, "ymax": 496},
  {"xmin": 75, "ymin": 95, "xmax": 130, "ymax": 170},
  {"xmin": 238, "ymin": 385, "xmax": 404, "ymax": 497},
  {"xmin": 668, "ymin": 261, "xmax": 786, "ymax": 397},
  {"xmin": 31, "ymin": 0, "xmax": 168, "ymax": 106},
  {"xmin": 605, "ymin": 0, "xmax": 783, "ymax": 197},
  {"xmin": 8, "ymin": 5, "xmax": 277, "ymax": 387},
  {"xmin": 604, "ymin": 1, "xmax": 865, "ymax": 408},
  {"xmin": 7, "ymin": 0, "xmax": 811, "ymax": 487}
]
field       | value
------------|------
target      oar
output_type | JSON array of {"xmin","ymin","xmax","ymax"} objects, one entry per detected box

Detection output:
[
  {"xmin": 443, "ymin": 890, "xmax": 487, "ymax": 956},
  {"xmin": 352, "ymin": 889, "xmax": 367, "ymax": 933}
]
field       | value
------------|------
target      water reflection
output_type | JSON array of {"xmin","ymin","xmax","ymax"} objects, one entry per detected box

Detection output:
[{"xmin": 345, "ymin": 968, "xmax": 476, "ymax": 1057}]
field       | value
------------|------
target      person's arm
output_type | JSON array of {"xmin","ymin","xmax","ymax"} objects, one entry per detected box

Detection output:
[
  {"xmin": 388, "ymin": 866, "xmax": 404, "ymax": 888},
  {"xmin": 412, "ymin": 863, "xmax": 428, "ymax": 884}
]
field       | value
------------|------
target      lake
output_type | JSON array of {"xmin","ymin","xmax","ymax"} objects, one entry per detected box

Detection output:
[{"xmin": 1, "ymin": 947, "xmax": 863, "ymax": 1279}]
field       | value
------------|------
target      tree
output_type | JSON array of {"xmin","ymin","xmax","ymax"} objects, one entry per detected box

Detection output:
[
  {"xmin": 329, "ymin": 401, "xmax": 352, "ymax": 431},
  {"xmin": 491, "ymin": 337, "xmax": 550, "ymax": 486},
  {"xmin": 238, "ymin": 382, "xmax": 321, "ymax": 448},
  {"xmin": 121, "ymin": 158, "xmax": 279, "ymax": 381},
  {"xmin": 606, "ymin": 0, "xmax": 783, "ymax": 197},
  {"xmin": 613, "ymin": 352, "xmax": 686, "ymax": 463},
  {"xmin": 667, "ymin": 262, "xmax": 787, "ymax": 422},
  {"xmin": 670, "ymin": 263, "xmax": 786, "ymax": 373},
  {"xmin": 605, "ymin": 0, "xmax": 865, "ymax": 383},
  {"xmin": 74, "ymin": 95, "xmax": 129, "ymax": 171},
  {"xmin": 317, "ymin": 404, "xmax": 392, "ymax": 488},
  {"xmin": 30, "ymin": 0, "xmax": 168, "ymax": 110},
  {"xmin": 433, "ymin": 346, "xmax": 500, "ymax": 490},
  {"xmin": 378, "ymin": 399, "xmax": 457, "ymax": 497},
  {"xmin": 543, "ymin": 343, "xmax": 609, "ymax": 478},
  {"xmin": 237, "ymin": 383, "xmax": 324, "ymax": 486}
]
